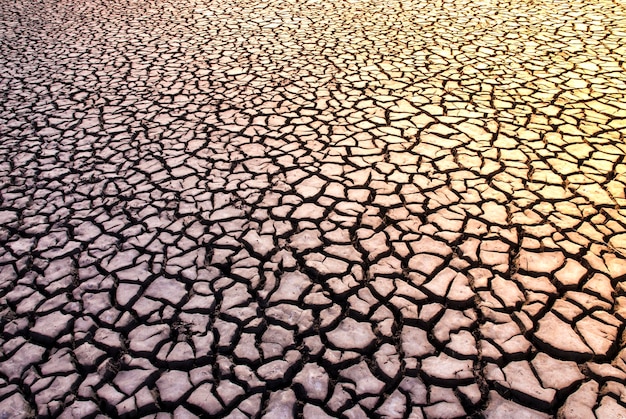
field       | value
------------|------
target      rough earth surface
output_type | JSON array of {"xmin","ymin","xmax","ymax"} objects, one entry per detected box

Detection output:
[{"xmin": 1, "ymin": 0, "xmax": 626, "ymax": 417}]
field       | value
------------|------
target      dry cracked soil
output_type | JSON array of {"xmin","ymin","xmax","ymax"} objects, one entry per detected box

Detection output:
[{"xmin": 1, "ymin": 0, "xmax": 626, "ymax": 417}]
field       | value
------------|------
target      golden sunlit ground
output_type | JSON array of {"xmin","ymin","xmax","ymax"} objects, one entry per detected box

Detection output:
[{"xmin": 1, "ymin": 0, "xmax": 626, "ymax": 417}]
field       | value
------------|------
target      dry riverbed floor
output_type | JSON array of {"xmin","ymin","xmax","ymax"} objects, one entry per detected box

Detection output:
[{"xmin": 1, "ymin": 0, "xmax": 626, "ymax": 417}]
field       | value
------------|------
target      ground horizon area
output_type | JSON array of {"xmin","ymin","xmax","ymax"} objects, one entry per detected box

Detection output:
[{"xmin": 1, "ymin": 0, "xmax": 626, "ymax": 417}]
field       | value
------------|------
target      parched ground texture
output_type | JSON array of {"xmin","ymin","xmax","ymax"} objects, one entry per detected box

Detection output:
[{"xmin": 1, "ymin": 0, "xmax": 626, "ymax": 417}]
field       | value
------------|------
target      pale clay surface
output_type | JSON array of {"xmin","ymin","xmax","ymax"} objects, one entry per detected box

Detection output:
[{"xmin": 1, "ymin": 0, "xmax": 626, "ymax": 417}]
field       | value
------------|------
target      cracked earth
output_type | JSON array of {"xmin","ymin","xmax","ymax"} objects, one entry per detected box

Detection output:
[{"xmin": 1, "ymin": 0, "xmax": 626, "ymax": 417}]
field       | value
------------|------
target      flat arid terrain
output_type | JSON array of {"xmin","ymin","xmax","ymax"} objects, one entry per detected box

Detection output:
[{"xmin": 1, "ymin": 0, "xmax": 626, "ymax": 417}]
